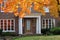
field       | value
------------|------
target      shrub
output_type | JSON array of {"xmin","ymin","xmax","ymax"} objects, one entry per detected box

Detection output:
[
  {"xmin": 0, "ymin": 29, "xmax": 3, "ymax": 36},
  {"xmin": 41, "ymin": 28, "xmax": 50, "ymax": 35},
  {"xmin": 50, "ymin": 27, "xmax": 60, "ymax": 35}
]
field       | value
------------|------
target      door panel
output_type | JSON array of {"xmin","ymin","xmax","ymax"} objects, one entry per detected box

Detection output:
[{"xmin": 26, "ymin": 20, "xmax": 31, "ymax": 32}]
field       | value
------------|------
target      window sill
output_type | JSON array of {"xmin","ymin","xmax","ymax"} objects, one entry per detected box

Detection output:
[{"xmin": 2, "ymin": 30, "xmax": 15, "ymax": 32}]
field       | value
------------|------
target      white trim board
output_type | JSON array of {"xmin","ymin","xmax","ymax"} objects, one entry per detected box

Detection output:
[{"xmin": 18, "ymin": 15, "xmax": 41, "ymax": 34}]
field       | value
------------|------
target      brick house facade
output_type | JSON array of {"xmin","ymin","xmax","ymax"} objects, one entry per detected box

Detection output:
[{"xmin": 0, "ymin": 0, "xmax": 60, "ymax": 35}]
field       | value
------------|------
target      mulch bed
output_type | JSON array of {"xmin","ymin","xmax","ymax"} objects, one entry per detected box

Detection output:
[{"xmin": 0, "ymin": 36, "xmax": 13, "ymax": 40}]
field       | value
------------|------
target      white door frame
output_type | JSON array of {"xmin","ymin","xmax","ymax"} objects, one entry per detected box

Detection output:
[{"xmin": 18, "ymin": 16, "xmax": 41, "ymax": 34}]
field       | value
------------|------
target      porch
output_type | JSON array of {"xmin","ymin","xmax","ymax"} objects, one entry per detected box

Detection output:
[{"xmin": 18, "ymin": 15, "xmax": 41, "ymax": 35}]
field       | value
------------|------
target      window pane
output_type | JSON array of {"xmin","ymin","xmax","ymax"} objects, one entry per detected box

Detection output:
[
  {"xmin": 26, "ymin": 20, "xmax": 30, "ymax": 30},
  {"xmin": 11, "ymin": 26, "xmax": 14, "ymax": 30},
  {"xmin": 1, "ymin": 20, "xmax": 3, "ymax": 22},
  {"xmin": 4, "ymin": 20, "xmax": 7, "ymax": 30},
  {"xmin": 11, "ymin": 20, "xmax": 14, "ymax": 26},
  {"xmin": 42, "ymin": 19, "xmax": 54, "ymax": 29},
  {"xmin": 12, "ymin": 20, "xmax": 13, "ymax": 22},
  {"xmin": 1, "ymin": 2, "xmax": 4, "ymax": 11},
  {"xmin": 1, "ymin": 20, "xmax": 3, "ymax": 29},
  {"xmin": 4, "ymin": 20, "xmax": 6, "ymax": 23},
  {"xmin": 4, "ymin": 26, "xmax": 7, "ymax": 30},
  {"xmin": 11, "ymin": 20, "xmax": 14, "ymax": 30},
  {"xmin": 43, "ymin": 20, "xmax": 45, "ymax": 24},
  {"xmin": 49, "ymin": 19, "xmax": 51, "ymax": 24},
  {"xmin": 0, "ymin": 19, "xmax": 15, "ymax": 32},
  {"xmin": 42, "ymin": 20, "xmax": 45, "ymax": 28},
  {"xmin": 46, "ymin": 25, "xmax": 48, "ymax": 28},
  {"xmin": 8, "ymin": 20, "xmax": 10, "ymax": 26},
  {"xmin": 8, "ymin": 20, "xmax": 10, "ymax": 30},
  {"xmin": 46, "ymin": 20, "xmax": 48, "ymax": 25},
  {"xmin": 44, "ymin": 7, "xmax": 49, "ymax": 12},
  {"xmin": 49, "ymin": 25, "xmax": 51, "ymax": 28},
  {"xmin": 43, "ymin": 24, "xmax": 45, "ymax": 28}
]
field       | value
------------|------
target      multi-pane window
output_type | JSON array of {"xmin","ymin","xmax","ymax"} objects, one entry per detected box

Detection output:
[
  {"xmin": 0, "ymin": 0, "xmax": 7, "ymax": 12},
  {"xmin": 44, "ymin": 7, "xmax": 49, "ymax": 13},
  {"xmin": 0, "ymin": 19, "xmax": 15, "ymax": 32},
  {"xmin": 42, "ymin": 19, "xmax": 55, "ymax": 29}
]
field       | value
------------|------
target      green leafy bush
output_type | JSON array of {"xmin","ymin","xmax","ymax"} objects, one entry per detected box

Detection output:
[
  {"xmin": 0, "ymin": 29, "xmax": 2, "ymax": 36},
  {"xmin": 50, "ymin": 27, "xmax": 60, "ymax": 35},
  {"xmin": 41, "ymin": 28, "xmax": 50, "ymax": 35}
]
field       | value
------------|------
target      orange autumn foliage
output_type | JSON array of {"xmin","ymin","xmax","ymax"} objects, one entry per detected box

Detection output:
[
  {"xmin": 0, "ymin": 0, "xmax": 59, "ymax": 18},
  {"xmin": 0, "ymin": 0, "xmax": 3, "ymax": 4},
  {"xmin": 49, "ymin": 0, "xmax": 59, "ymax": 17}
]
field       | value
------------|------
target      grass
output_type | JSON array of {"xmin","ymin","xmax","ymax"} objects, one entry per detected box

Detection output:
[{"xmin": 12, "ymin": 35, "xmax": 60, "ymax": 40}]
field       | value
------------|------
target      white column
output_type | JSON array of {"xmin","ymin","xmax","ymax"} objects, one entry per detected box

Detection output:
[
  {"xmin": 53, "ymin": 19, "xmax": 55, "ymax": 27},
  {"xmin": 36, "ymin": 18, "xmax": 39, "ymax": 34},
  {"xmin": 51, "ymin": 19, "xmax": 52, "ymax": 28},
  {"xmin": 38, "ymin": 16, "xmax": 41, "ymax": 34},
  {"xmin": 36, "ymin": 16, "xmax": 41, "ymax": 34},
  {"xmin": 19, "ymin": 18, "xmax": 23, "ymax": 34}
]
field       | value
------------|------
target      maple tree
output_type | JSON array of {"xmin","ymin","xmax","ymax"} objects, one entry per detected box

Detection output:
[
  {"xmin": 0, "ymin": 0, "xmax": 59, "ymax": 18},
  {"xmin": 49, "ymin": 0, "xmax": 59, "ymax": 18}
]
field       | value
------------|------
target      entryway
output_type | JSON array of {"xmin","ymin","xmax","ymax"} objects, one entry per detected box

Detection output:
[
  {"xmin": 23, "ymin": 18, "xmax": 36, "ymax": 34},
  {"xmin": 19, "ymin": 16, "xmax": 41, "ymax": 35}
]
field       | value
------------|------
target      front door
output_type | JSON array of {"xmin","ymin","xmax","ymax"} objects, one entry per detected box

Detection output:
[
  {"xmin": 25, "ymin": 20, "xmax": 31, "ymax": 33},
  {"xmin": 23, "ymin": 18, "xmax": 36, "ymax": 34}
]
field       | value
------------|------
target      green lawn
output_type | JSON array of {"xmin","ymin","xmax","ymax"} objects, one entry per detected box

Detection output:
[{"xmin": 12, "ymin": 35, "xmax": 60, "ymax": 40}]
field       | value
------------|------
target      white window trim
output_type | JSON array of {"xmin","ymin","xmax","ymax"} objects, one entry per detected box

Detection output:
[
  {"xmin": 44, "ymin": 6, "xmax": 49, "ymax": 13},
  {"xmin": 0, "ymin": 19, "xmax": 15, "ymax": 32},
  {"xmin": 19, "ymin": 15, "xmax": 41, "ymax": 34},
  {"xmin": 42, "ymin": 19, "xmax": 55, "ymax": 29},
  {"xmin": 53, "ymin": 19, "xmax": 55, "ymax": 27},
  {"xmin": 0, "ymin": 0, "xmax": 7, "ymax": 12},
  {"xmin": 1, "ymin": 3, "xmax": 4, "ymax": 12}
]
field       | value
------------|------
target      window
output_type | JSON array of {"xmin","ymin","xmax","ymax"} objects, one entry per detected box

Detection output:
[
  {"xmin": 0, "ymin": 0, "xmax": 7, "ymax": 12},
  {"xmin": 44, "ymin": 7, "xmax": 49, "ymax": 13},
  {"xmin": 26, "ymin": 20, "xmax": 30, "ymax": 30},
  {"xmin": 0, "ymin": 19, "xmax": 15, "ymax": 32},
  {"xmin": 42, "ymin": 19, "xmax": 55, "ymax": 29}
]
